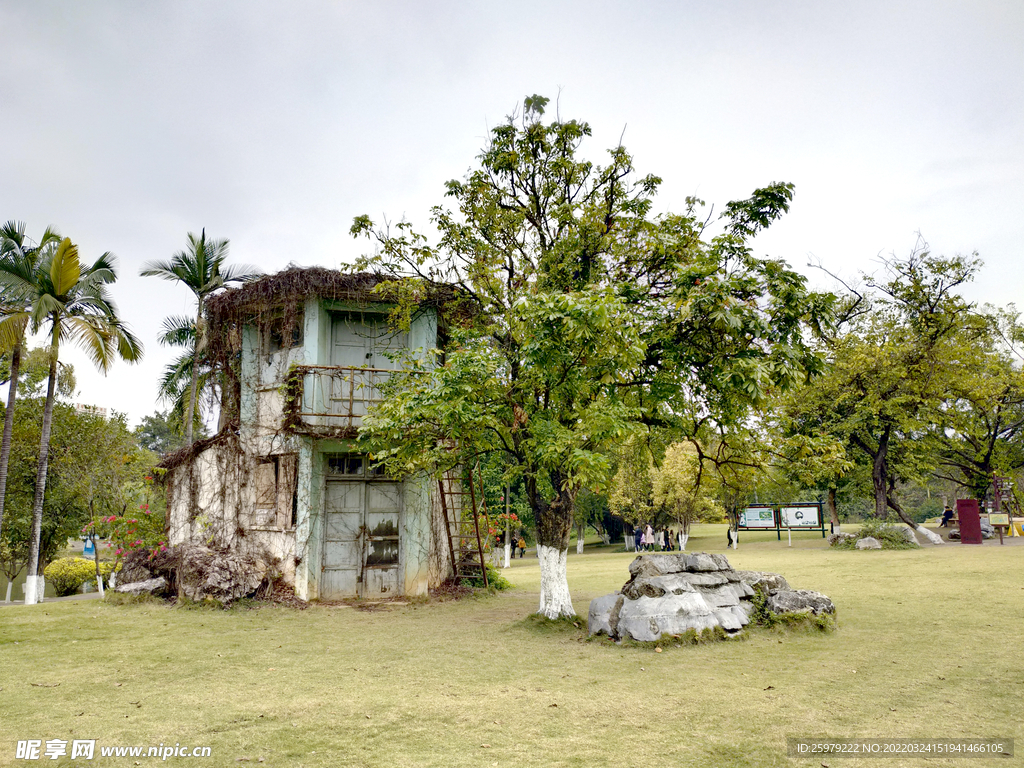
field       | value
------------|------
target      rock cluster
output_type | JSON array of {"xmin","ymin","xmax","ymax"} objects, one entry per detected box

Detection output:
[
  {"xmin": 114, "ymin": 544, "xmax": 275, "ymax": 604},
  {"xmin": 588, "ymin": 552, "xmax": 834, "ymax": 642}
]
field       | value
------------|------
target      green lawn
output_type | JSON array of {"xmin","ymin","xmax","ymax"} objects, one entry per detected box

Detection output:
[{"xmin": 1, "ymin": 525, "xmax": 1021, "ymax": 767}]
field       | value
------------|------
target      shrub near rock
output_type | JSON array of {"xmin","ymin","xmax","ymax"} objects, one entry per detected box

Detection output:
[
  {"xmin": 830, "ymin": 521, "xmax": 919, "ymax": 550},
  {"xmin": 43, "ymin": 557, "xmax": 118, "ymax": 596}
]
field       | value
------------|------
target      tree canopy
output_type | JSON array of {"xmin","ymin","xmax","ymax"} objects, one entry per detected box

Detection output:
[{"xmin": 350, "ymin": 97, "xmax": 828, "ymax": 617}]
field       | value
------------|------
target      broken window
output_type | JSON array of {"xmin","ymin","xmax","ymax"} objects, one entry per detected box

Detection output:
[
  {"xmin": 327, "ymin": 455, "xmax": 363, "ymax": 477},
  {"xmin": 264, "ymin": 311, "xmax": 304, "ymax": 355},
  {"xmin": 253, "ymin": 454, "xmax": 298, "ymax": 529}
]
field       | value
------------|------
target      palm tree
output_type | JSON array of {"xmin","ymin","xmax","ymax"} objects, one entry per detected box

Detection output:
[
  {"xmin": 156, "ymin": 314, "xmax": 212, "ymax": 436},
  {"xmin": 0, "ymin": 222, "xmax": 62, "ymax": 542},
  {"xmin": 140, "ymin": 230, "xmax": 258, "ymax": 444},
  {"xmin": 0, "ymin": 237, "xmax": 143, "ymax": 604}
]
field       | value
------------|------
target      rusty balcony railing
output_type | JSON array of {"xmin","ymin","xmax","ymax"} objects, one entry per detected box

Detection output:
[{"xmin": 282, "ymin": 365, "xmax": 395, "ymax": 434}]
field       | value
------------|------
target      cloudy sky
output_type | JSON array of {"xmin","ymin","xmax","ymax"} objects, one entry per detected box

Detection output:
[{"xmin": 1, "ymin": 1, "xmax": 1022, "ymax": 426}]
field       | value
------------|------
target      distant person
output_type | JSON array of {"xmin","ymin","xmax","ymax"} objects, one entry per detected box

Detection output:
[
  {"xmin": 634, "ymin": 527, "xmax": 643, "ymax": 551},
  {"xmin": 644, "ymin": 524, "xmax": 654, "ymax": 552},
  {"xmin": 656, "ymin": 528, "xmax": 665, "ymax": 551},
  {"xmin": 517, "ymin": 535, "xmax": 526, "ymax": 558},
  {"xmin": 940, "ymin": 506, "xmax": 955, "ymax": 527},
  {"xmin": 665, "ymin": 528, "xmax": 674, "ymax": 551}
]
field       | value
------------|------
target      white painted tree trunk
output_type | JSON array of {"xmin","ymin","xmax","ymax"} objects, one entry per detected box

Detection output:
[
  {"xmin": 537, "ymin": 544, "xmax": 575, "ymax": 619},
  {"xmin": 576, "ymin": 536, "xmax": 584, "ymax": 555},
  {"xmin": 625, "ymin": 534, "xmax": 635, "ymax": 552},
  {"xmin": 678, "ymin": 532, "xmax": 688, "ymax": 551},
  {"xmin": 728, "ymin": 529, "xmax": 738, "ymax": 550},
  {"xmin": 503, "ymin": 542, "xmax": 511, "ymax": 568},
  {"xmin": 914, "ymin": 525, "xmax": 944, "ymax": 545},
  {"xmin": 5, "ymin": 581, "xmax": 12, "ymax": 602},
  {"xmin": 599, "ymin": 532, "xmax": 610, "ymax": 545},
  {"xmin": 96, "ymin": 576, "xmax": 105, "ymax": 598},
  {"xmin": 109, "ymin": 571, "xmax": 116, "ymax": 588},
  {"xmin": 24, "ymin": 575, "xmax": 44, "ymax": 604}
]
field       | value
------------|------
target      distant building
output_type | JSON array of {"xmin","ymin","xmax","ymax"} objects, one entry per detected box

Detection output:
[{"xmin": 75, "ymin": 403, "xmax": 108, "ymax": 419}]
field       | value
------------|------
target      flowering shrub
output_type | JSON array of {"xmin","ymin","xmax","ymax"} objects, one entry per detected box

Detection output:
[
  {"xmin": 487, "ymin": 511, "xmax": 521, "ymax": 550},
  {"xmin": 82, "ymin": 501, "xmax": 167, "ymax": 567}
]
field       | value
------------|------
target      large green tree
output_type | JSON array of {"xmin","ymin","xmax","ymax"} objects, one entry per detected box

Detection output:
[
  {"xmin": 0, "ymin": 238, "xmax": 143, "ymax": 604},
  {"xmin": 782, "ymin": 245, "xmax": 983, "ymax": 543},
  {"xmin": 351, "ymin": 97, "xmax": 826, "ymax": 618},
  {"xmin": 926, "ymin": 307, "xmax": 1024, "ymax": 500},
  {"xmin": 140, "ymin": 230, "xmax": 258, "ymax": 444}
]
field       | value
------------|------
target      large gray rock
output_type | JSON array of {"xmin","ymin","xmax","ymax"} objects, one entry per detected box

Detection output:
[
  {"xmin": 766, "ymin": 589, "xmax": 835, "ymax": 616},
  {"xmin": 616, "ymin": 592, "xmax": 720, "ymax": 641},
  {"xmin": 855, "ymin": 536, "xmax": 882, "ymax": 550},
  {"xmin": 115, "ymin": 577, "xmax": 168, "ymax": 596},
  {"xmin": 828, "ymin": 532, "xmax": 856, "ymax": 546},
  {"xmin": 588, "ymin": 552, "xmax": 832, "ymax": 641},
  {"xmin": 732, "ymin": 570, "xmax": 791, "ymax": 592},
  {"xmin": 588, "ymin": 593, "xmax": 621, "ymax": 637},
  {"xmin": 177, "ymin": 545, "xmax": 272, "ymax": 603}
]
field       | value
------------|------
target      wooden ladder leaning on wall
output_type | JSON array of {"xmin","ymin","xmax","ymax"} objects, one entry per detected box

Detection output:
[{"xmin": 438, "ymin": 465, "xmax": 489, "ymax": 587}]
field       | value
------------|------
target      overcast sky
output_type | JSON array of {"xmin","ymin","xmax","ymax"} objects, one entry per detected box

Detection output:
[{"xmin": 1, "ymin": 1, "xmax": 1022, "ymax": 427}]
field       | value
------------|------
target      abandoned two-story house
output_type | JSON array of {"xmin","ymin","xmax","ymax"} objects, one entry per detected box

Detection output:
[{"xmin": 161, "ymin": 267, "xmax": 483, "ymax": 600}]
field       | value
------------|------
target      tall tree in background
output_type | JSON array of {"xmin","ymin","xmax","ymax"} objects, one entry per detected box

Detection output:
[
  {"xmin": 0, "ymin": 238, "xmax": 143, "ymax": 604},
  {"xmin": 352, "ymin": 97, "xmax": 826, "ymax": 618},
  {"xmin": 784, "ymin": 245, "xmax": 982, "ymax": 544},
  {"xmin": 927, "ymin": 307, "xmax": 1024, "ymax": 499},
  {"xmin": 652, "ymin": 442, "xmax": 724, "ymax": 550},
  {"xmin": 140, "ymin": 230, "xmax": 258, "ymax": 444},
  {"xmin": 0, "ymin": 222, "xmax": 61, "ymax": 541}
]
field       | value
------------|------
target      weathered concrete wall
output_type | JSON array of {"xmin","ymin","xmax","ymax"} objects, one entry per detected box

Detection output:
[{"xmin": 166, "ymin": 441, "xmax": 298, "ymax": 583}]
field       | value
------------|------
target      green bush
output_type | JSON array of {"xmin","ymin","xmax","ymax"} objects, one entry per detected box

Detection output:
[
  {"xmin": 830, "ymin": 520, "xmax": 918, "ymax": 551},
  {"xmin": 461, "ymin": 563, "xmax": 513, "ymax": 590},
  {"xmin": 44, "ymin": 557, "xmax": 117, "ymax": 596}
]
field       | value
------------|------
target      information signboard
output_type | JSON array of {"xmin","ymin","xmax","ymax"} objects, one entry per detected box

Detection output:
[
  {"xmin": 780, "ymin": 505, "xmax": 821, "ymax": 528},
  {"xmin": 740, "ymin": 506, "xmax": 777, "ymax": 529}
]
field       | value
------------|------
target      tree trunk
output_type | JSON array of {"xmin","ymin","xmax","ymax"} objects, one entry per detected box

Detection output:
[
  {"xmin": 25, "ymin": 349, "xmax": 58, "ymax": 605},
  {"xmin": 827, "ymin": 486, "xmax": 840, "ymax": 531},
  {"xmin": 624, "ymin": 522, "xmax": 635, "ymax": 551},
  {"xmin": 537, "ymin": 545, "xmax": 573, "ymax": 618},
  {"xmin": 0, "ymin": 342, "xmax": 22, "ymax": 539},
  {"xmin": 871, "ymin": 429, "xmax": 890, "ymax": 520},
  {"xmin": 535, "ymin": 475, "xmax": 575, "ymax": 619},
  {"xmin": 886, "ymin": 493, "xmax": 944, "ymax": 545},
  {"xmin": 4, "ymin": 580, "xmax": 12, "ymax": 603},
  {"xmin": 91, "ymin": 536, "xmax": 105, "ymax": 597},
  {"xmin": 576, "ymin": 522, "xmax": 584, "ymax": 555},
  {"xmin": 185, "ymin": 301, "xmax": 203, "ymax": 445}
]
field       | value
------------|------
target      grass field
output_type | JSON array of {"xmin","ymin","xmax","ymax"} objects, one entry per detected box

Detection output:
[{"xmin": 1, "ymin": 524, "xmax": 1022, "ymax": 767}]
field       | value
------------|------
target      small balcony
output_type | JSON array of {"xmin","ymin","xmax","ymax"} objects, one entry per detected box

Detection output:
[{"xmin": 282, "ymin": 365, "xmax": 395, "ymax": 437}]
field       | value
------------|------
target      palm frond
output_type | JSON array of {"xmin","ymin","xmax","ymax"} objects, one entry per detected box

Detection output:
[{"xmin": 159, "ymin": 315, "xmax": 196, "ymax": 348}]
